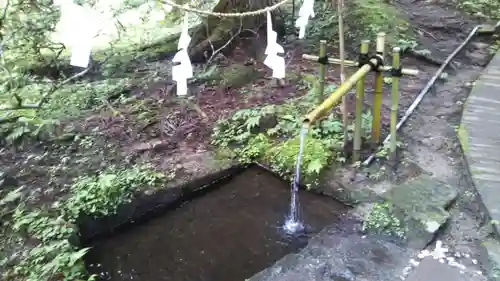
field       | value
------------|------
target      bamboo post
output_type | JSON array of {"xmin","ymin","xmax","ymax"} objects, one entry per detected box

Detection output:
[
  {"xmin": 353, "ymin": 40, "xmax": 370, "ymax": 163},
  {"xmin": 390, "ymin": 47, "xmax": 401, "ymax": 161},
  {"xmin": 337, "ymin": 0, "xmax": 348, "ymax": 149},
  {"xmin": 318, "ymin": 40, "xmax": 327, "ymax": 96},
  {"xmin": 371, "ymin": 32, "xmax": 385, "ymax": 147}
]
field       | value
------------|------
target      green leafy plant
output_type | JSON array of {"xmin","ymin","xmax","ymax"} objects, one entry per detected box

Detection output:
[
  {"xmin": 287, "ymin": 0, "xmax": 414, "ymax": 48},
  {"xmin": 455, "ymin": 0, "xmax": 500, "ymax": 20},
  {"xmin": 235, "ymin": 133, "xmax": 274, "ymax": 163},
  {"xmin": 5, "ymin": 165, "xmax": 169, "ymax": 281},
  {"xmin": 211, "ymin": 105, "xmax": 277, "ymax": 148},
  {"xmin": 362, "ymin": 202, "xmax": 405, "ymax": 238},
  {"xmin": 266, "ymin": 136, "xmax": 333, "ymax": 178},
  {"xmin": 10, "ymin": 209, "xmax": 93, "ymax": 281},
  {"xmin": 211, "ymin": 79, "xmax": 374, "ymax": 185},
  {"xmin": 62, "ymin": 165, "xmax": 166, "ymax": 220},
  {"xmin": 375, "ymin": 139, "xmax": 403, "ymax": 159}
]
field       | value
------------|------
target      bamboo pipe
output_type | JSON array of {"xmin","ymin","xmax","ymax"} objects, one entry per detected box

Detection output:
[
  {"xmin": 352, "ymin": 40, "xmax": 370, "ymax": 163},
  {"xmin": 302, "ymin": 54, "xmax": 420, "ymax": 76},
  {"xmin": 390, "ymin": 47, "xmax": 401, "ymax": 161},
  {"xmin": 304, "ymin": 41, "xmax": 381, "ymax": 126},
  {"xmin": 371, "ymin": 32, "xmax": 386, "ymax": 146}
]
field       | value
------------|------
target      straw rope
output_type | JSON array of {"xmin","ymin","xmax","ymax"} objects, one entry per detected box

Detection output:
[{"xmin": 162, "ymin": 0, "xmax": 290, "ymax": 17}]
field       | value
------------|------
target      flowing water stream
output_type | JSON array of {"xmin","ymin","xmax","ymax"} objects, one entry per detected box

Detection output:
[{"xmin": 283, "ymin": 125, "xmax": 308, "ymax": 234}]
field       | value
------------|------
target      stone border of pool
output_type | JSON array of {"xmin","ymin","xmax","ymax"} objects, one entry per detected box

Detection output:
[
  {"xmin": 77, "ymin": 164, "xmax": 246, "ymax": 244},
  {"xmin": 459, "ymin": 49, "xmax": 500, "ymax": 277}
]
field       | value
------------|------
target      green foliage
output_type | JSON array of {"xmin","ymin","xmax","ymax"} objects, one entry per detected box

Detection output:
[
  {"xmin": 266, "ymin": 136, "xmax": 333, "ymax": 177},
  {"xmin": 0, "ymin": 0, "xmax": 174, "ymax": 145},
  {"xmin": 351, "ymin": 0, "xmax": 411, "ymax": 40},
  {"xmin": 0, "ymin": 187, "xmax": 24, "ymax": 221},
  {"xmin": 362, "ymin": 202, "xmax": 405, "ymax": 238},
  {"xmin": 455, "ymin": 0, "xmax": 500, "ymax": 20},
  {"xmin": 2, "ymin": 0, "xmax": 62, "ymax": 69},
  {"xmin": 10, "ymin": 210, "xmax": 92, "ymax": 281},
  {"xmin": 211, "ymin": 105, "xmax": 277, "ymax": 147},
  {"xmin": 42, "ymin": 78, "xmax": 132, "ymax": 118},
  {"xmin": 62, "ymin": 165, "xmax": 167, "ymax": 220},
  {"xmin": 5, "ymin": 165, "xmax": 169, "ymax": 281},
  {"xmin": 235, "ymin": 133, "xmax": 274, "ymax": 163},
  {"xmin": 211, "ymin": 79, "xmax": 373, "ymax": 183},
  {"xmin": 286, "ymin": 0, "xmax": 414, "ymax": 48}
]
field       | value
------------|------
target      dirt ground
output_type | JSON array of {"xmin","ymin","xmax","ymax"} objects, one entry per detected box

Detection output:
[{"xmin": 0, "ymin": 0, "xmax": 498, "ymax": 275}]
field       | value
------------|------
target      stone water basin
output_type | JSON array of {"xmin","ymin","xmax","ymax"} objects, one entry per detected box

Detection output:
[{"xmin": 85, "ymin": 166, "xmax": 350, "ymax": 281}]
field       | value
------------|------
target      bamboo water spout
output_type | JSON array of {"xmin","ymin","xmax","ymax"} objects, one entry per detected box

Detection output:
[{"xmin": 303, "ymin": 41, "xmax": 382, "ymax": 126}]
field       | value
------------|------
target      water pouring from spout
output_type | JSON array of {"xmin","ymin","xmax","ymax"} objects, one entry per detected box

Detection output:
[{"xmin": 283, "ymin": 125, "xmax": 308, "ymax": 234}]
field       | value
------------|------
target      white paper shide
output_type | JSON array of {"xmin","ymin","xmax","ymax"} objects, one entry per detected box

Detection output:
[
  {"xmin": 263, "ymin": 11, "xmax": 285, "ymax": 79},
  {"xmin": 172, "ymin": 10, "xmax": 193, "ymax": 96},
  {"xmin": 56, "ymin": 1, "xmax": 99, "ymax": 68},
  {"xmin": 295, "ymin": 0, "xmax": 315, "ymax": 39}
]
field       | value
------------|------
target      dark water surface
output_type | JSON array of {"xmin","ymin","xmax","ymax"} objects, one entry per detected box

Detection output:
[{"xmin": 87, "ymin": 167, "xmax": 349, "ymax": 281}]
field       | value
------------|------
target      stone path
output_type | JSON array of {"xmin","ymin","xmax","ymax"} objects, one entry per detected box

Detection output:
[
  {"xmin": 406, "ymin": 257, "xmax": 468, "ymax": 281},
  {"xmin": 459, "ymin": 49, "xmax": 500, "ymax": 278},
  {"xmin": 460, "ymin": 50, "xmax": 500, "ymax": 233},
  {"xmin": 458, "ymin": 52, "xmax": 500, "ymax": 232}
]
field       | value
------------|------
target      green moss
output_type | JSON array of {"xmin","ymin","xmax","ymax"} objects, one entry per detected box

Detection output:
[
  {"xmin": 457, "ymin": 123, "xmax": 469, "ymax": 152},
  {"xmin": 362, "ymin": 202, "xmax": 406, "ymax": 238}
]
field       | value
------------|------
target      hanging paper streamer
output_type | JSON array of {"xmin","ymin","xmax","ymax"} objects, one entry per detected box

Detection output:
[
  {"xmin": 295, "ymin": 0, "xmax": 315, "ymax": 39},
  {"xmin": 56, "ymin": 0, "xmax": 98, "ymax": 68},
  {"xmin": 172, "ymin": 9, "xmax": 193, "ymax": 96},
  {"xmin": 263, "ymin": 11, "xmax": 285, "ymax": 79}
]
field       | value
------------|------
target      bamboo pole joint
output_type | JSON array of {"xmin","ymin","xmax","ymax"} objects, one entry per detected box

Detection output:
[{"xmin": 304, "ymin": 41, "xmax": 388, "ymax": 126}]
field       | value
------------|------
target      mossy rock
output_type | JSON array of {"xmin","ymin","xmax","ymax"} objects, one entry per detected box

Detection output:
[
  {"xmin": 381, "ymin": 175, "xmax": 458, "ymax": 248},
  {"xmin": 219, "ymin": 64, "xmax": 262, "ymax": 89}
]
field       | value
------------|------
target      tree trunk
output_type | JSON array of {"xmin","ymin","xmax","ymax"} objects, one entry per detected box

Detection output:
[{"xmin": 187, "ymin": 0, "xmax": 277, "ymax": 62}]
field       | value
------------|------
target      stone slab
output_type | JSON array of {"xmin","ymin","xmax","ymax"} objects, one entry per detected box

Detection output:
[
  {"xmin": 460, "ymin": 50, "xmax": 500, "ymax": 238},
  {"xmin": 249, "ymin": 217, "xmax": 418, "ymax": 281},
  {"xmin": 382, "ymin": 175, "xmax": 458, "ymax": 248},
  {"xmin": 405, "ymin": 257, "xmax": 467, "ymax": 281},
  {"xmin": 479, "ymin": 238, "xmax": 500, "ymax": 280}
]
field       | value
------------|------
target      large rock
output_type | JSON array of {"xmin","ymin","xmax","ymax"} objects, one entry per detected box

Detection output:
[
  {"xmin": 479, "ymin": 238, "xmax": 500, "ymax": 280},
  {"xmin": 382, "ymin": 176, "xmax": 458, "ymax": 248},
  {"xmin": 249, "ymin": 217, "xmax": 418, "ymax": 281}
]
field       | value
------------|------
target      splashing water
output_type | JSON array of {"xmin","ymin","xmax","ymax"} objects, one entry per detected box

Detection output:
[{"xmin": 283, "ymin": 125, "xmax": 308, "ymax": 234}]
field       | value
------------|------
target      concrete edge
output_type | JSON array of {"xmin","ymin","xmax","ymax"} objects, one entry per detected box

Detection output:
[
  {"xmin": 459, "ymin": 50, "xmax": 500, "ymax": 280},
  {"xmin": 458, "ymin": 49, "xmax": 500, "ymax": 237}
]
